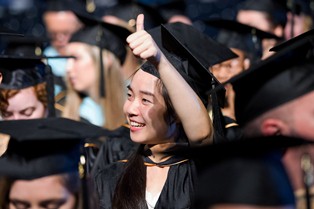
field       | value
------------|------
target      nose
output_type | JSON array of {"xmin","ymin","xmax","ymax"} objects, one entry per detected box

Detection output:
[
  {"xmin": 11, "ymin": 114, "xmax": 23, "ymax": 120},
  {"xmin": 66, "ymin": 58, "xmax": 75, "ymax": 73},
  {"xmin": 124, "ymin": 99, "xmax": 139, "ymax": 117}
]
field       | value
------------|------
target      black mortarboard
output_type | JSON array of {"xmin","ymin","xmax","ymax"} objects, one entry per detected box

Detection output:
[
  {"xmin": 1, "ymin": 35, "xmax": 49, "ymax": 57},
  {"xmin": 71, "ymin": 11, "xmax": 131, "ymax": 64},
  {"xmin": 270, "ymin": 28, "xmax": 314, "ymax": 52},
  {"xmin": 0, "ymin": 28, "xmax": 23, "ymax": 37},
  {"xmin": 157, "ymin": 0, "xmax": 188, "ymax": 22},
  {"xmin": 0, "ymin": 117, "xmax": 108, "ymax": 179},
  {"xmin": 195, "ymin": 152, "xmax": 295, "ymax": 208},
  {"xmin": 0, "ymin": 28, "xmax": 24, "ymax": 54},
  {"xmin": 203, "ymin": 19, "xmax": 283, "ymax": 64},
  {"xmin": 45, "ymin": 0, "xmax": 72, "ymax": 11},
  {"xmin": 102, "ymin": 1, "xmax": 166, "ymax": 30},
  {"xmin": 146, "ymin": 22, "xmax": 237, "ymax": 105},
  {"xmin": 226, "ymin": 29, "xmax": 314, "ymax": 126},
  {"xmin": 287, "ymin": 0, "xmax": 313, "ymax": 15},
  {"xmin": 45, "ymin": 0, "xmax": 91, "ymax": 14},
  {"xmin": 144, "ymin": 22, "xmax": 237, "ymax": 138},
  {"xmin": 171, "ymin": 135, "xmax": 311, "ymax": 208},
  {"xmin": 70, "ymin": 11, "xmax": 131, "ymax": 98},
  {"xmin": 237, "ymin": 0, "xmax": 287, "ymax": 27},
  {"xmin": 0, "ymin": 57, "xmax": 47, "ymax": 90}
]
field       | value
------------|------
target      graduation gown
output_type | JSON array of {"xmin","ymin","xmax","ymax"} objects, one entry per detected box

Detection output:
[
  {"xmin": 91, "ymin": 125, "xmax": 138, "ymax": 174},
  {"xmin": 94, "ymin": 154, "xmax": 198, "ymax": 209}
]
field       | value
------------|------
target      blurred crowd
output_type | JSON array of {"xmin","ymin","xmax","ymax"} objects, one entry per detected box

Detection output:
[{"xmin": 0, "ymin": 0, "xmax": 314, "ymax": 209}]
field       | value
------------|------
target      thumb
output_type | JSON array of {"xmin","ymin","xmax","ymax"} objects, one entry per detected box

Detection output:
[{"xmin": 136, "ymin": 14, "xmax": 145, "ymax": 31}]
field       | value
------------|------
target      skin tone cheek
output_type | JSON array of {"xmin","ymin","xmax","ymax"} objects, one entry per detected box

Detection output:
[
  {"xmin": 290, "ymin": 98, "xmax": 314, "ymax": 140},
  {"xmin": 65, "ymin": 43, "xmax": 97, "ymax": 95}
]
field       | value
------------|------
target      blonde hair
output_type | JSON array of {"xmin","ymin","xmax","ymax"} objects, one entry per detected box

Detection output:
[{"xmin": 62, "ymin": 44, "xmax": 126, "ymax": 130}]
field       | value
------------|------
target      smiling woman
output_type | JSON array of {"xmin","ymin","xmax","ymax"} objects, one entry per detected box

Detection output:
[{"xmin": 93, "ymin": 14, "xmax": 237, "ymax": 209}]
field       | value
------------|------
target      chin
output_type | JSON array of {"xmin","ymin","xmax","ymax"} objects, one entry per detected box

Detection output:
[{"xmin": 130, "ymin": 134, "xmax": 146, "ymax": 144}]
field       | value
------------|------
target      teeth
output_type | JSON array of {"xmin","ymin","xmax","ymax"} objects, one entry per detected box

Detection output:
[{"xmin": 130, "ymin": 121, "xmax": 145, "ymax": 127}]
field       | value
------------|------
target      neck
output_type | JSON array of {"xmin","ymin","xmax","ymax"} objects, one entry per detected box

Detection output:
[{"xmin": 145, "ymin": 143, "xmax": 176, "ymax": 163}]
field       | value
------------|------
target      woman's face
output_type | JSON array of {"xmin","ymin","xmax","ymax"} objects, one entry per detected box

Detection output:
[
  {"xmin": 8, "ymin": 175, "xmax": 76, "ymax": 209},
  {"xmin": 2, "ymin": 87, "xmax": 46, "ymax": 120},
  {"xmin": 124, "ymin": 69, "xmax": 174, "ymax": 144},
  {"xmin": 65, "ymin": 42, "xmax": 97, "ymax": 94}
]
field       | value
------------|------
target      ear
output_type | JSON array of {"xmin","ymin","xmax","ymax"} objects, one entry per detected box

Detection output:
[
  {"xmin": 260, "ymin": 118, "xmax": 288, "ymax": 136},
  {"xmin": 0, "ymin": 73, "xmax": 2, "ymax": 83},
  {"xmin": 243, "ymin": 58, "xmax": 250, "ymax": 70}
]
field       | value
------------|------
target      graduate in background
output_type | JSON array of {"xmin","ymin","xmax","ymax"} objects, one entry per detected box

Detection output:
[
  {"xmin": 236, "ymin": 0, "xmax": 287, "ymax": 59},
  {"xmin": 61, "ymin": 12, "xmax": 131, "ymax": 130},
  {"xmin": 202, "ymin": 19, "xmax": 282, "ymax": 140},
  {"xmin": 0, "ymin": 56, "xmax": 55, "ymax": 119},
  {"xmin": 228, "ymin": 29, "xmax": 314, "ymax": 209},
  {"xmin": 42, "ymin": 0, "xmax": 83, "ymax": 95},
  {"xmin": 0, "ymin": 117, "xmax": 108, "ymax": 209}
]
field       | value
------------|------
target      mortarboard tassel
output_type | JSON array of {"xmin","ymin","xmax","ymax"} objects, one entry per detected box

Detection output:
[
  {"xmin": 45, "ymin": 65, "xmax": 56, "ymax": 117},
  {"xmin": 97, "ymin": 25, "xmax": 106, "ymax": 98},
  {"xmin": 210, "ymin": 78, "xmax": 226, "ymax": 142}
]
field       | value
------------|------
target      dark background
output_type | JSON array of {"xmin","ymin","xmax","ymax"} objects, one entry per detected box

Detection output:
[{"xmin": 0, "ymin": 0, "xmax": 244, "ymax": 38}]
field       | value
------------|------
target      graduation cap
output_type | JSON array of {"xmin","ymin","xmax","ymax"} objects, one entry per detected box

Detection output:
[
  {"xmin": 45, "ymin": 0, "xmax": 93, "ymax": 14},
  {"xmin": 270, "ymin": 28, "xmax": 314, "ymax": 52},
  {"xmin": 226, "ymin": 28, "xmax": 314, "ymax": 126},
  {"xmin": 203, "ymin": 18, "xmax": 283, "ymax": 64},
  {"xmin": 0, "ymin": 35, "xmax": 49, "ymax": 57},
  {"xmin": 45, "ymin": 0, "xmax": 72, "ymax": 11},
  {"xmin": 0, "ymin": 27, "xmax": 23, "ymax": 37},
  {"xmin": 70, "ymin": 11, "xmax": 132, "ymax": 98},
  {"xmin": 170, "ymin": 135, "xmax": 312, "ymax": 208},
  {"xmin": 0, "ymin": 117, "xmax": 107, "ymax": 180},
  {"xmin": 237, "ymin": 0, "xmax": 287, "ymax": 28},
  {"xmin": 144, "ymin": 22, "xmax": 237, "ymax": 138},
  {"xmin": 195, "ymin": 147, "xmax": 295, "ymax": 208},
  {"xmin": 101, "ymin": 1, "xmax": 166, "ymax": 30},
  {"xmin": 71, "ymin": 11, "xmax": 131, "ymax": 64},
  {"xmin": 0, "ymin": 28, "xmax": 24, "ymax": 54},
  {"xmin": 0, "ymin": 57, "xmax": 47, "ymax": 89},
  {"xmin": 157, "ymin": 0, "xmax": 189, "ymax": 22},
  {"xmin": 287, "ymin": 0, "xmax": 313, "ymax": 15}
]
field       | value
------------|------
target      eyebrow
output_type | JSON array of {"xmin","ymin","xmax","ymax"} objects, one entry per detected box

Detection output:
[
  {"xmin": 9, "ymin": 199, "xmax": 30, "ymax": 206},
  {"xmin": 40, "ymin": 198, "xmax": 67, "ymax": 206},
  {"xmin": 127, "ymin": 85, "xmax": 155, "ymax": 97}
]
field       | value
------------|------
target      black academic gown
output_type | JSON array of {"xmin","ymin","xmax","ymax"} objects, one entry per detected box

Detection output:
[
  {"xmin": 94, "ymin": 155, "xmax": 198, "ymax": 209},
  {"xmin": 91, "ymin": 125, "xmax": 138, "ymax": 175},
  {"xmin": 224, "ymin": 116, "xmax": 243, "ymax": 141}
]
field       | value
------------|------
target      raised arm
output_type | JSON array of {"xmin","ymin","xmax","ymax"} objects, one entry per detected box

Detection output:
[{"xmin": 126, "ymin": 14, "xmax": 213, "ymax": 145}]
